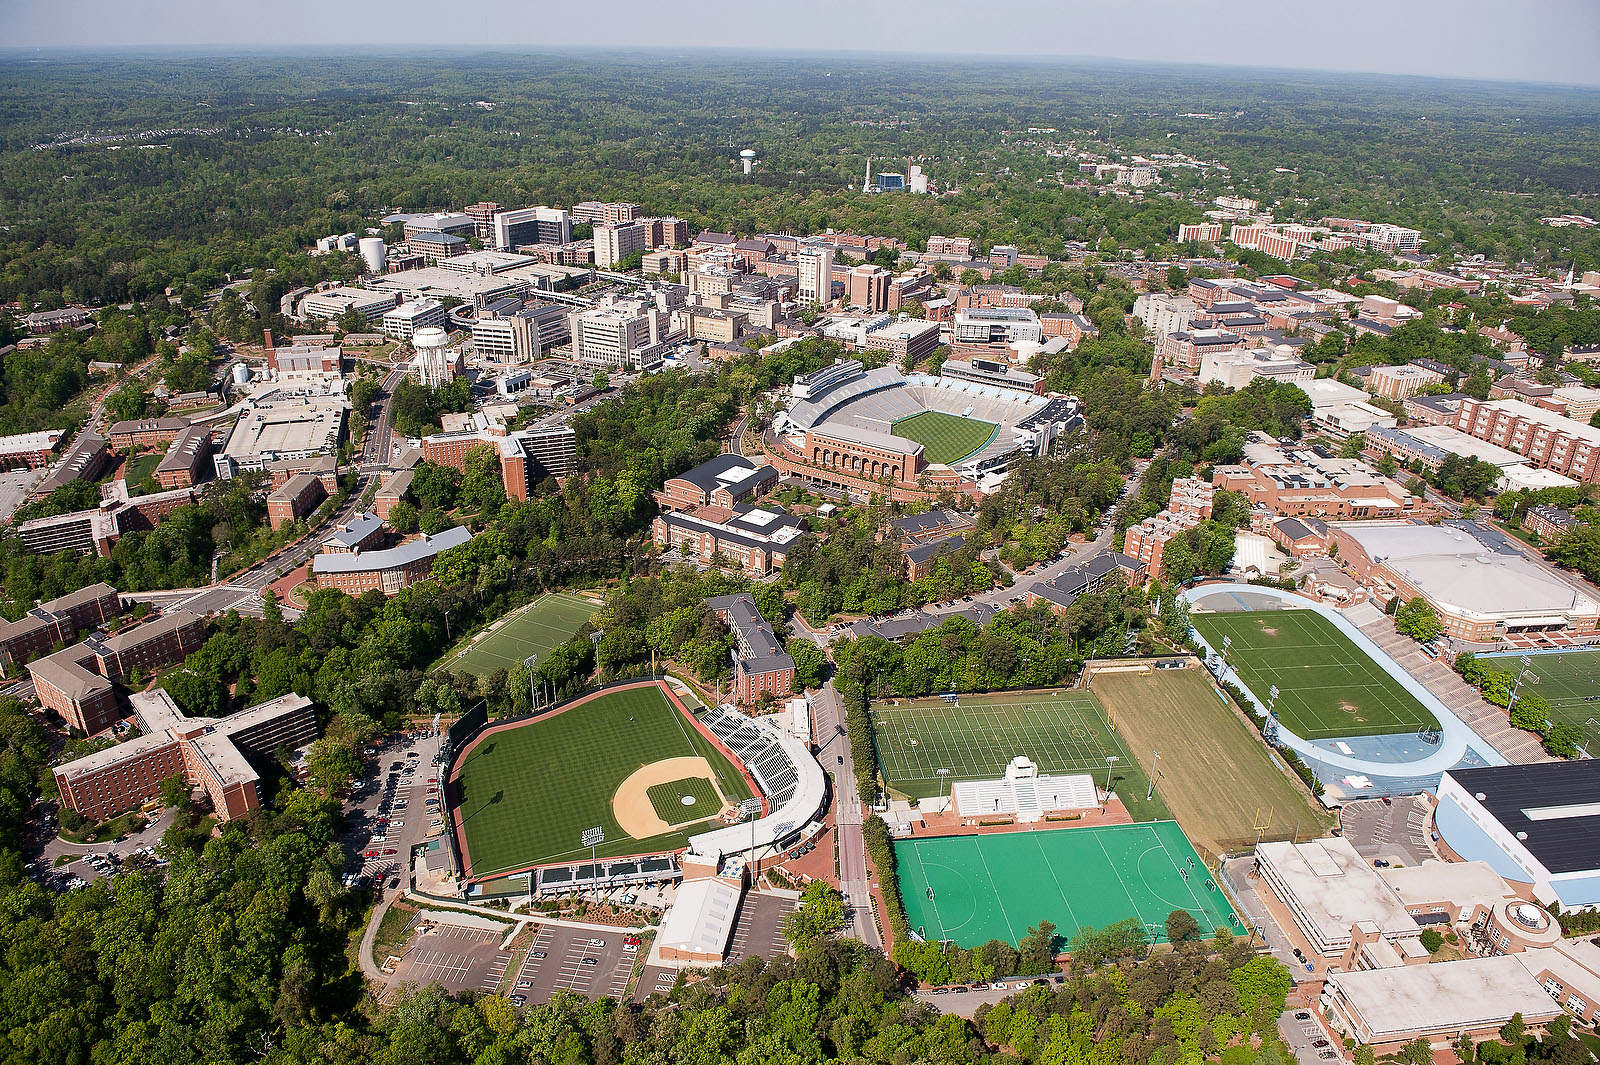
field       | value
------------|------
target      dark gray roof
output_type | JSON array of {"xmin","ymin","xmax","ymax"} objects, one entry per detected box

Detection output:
[
  {"xmin": 671, "ymin": 454, "xmax": 774, "ymax": 495},
  {"xmin": 888, "ymin": 509, "xmax": 970, "ymax": 539},
  {"xmin": 1273, "ymin": 516, "xmax": 1329, "ymax": 542},
  {"xmin": 1447, "ymin": 761, "xmax": 1600, "ymax": 875},
  {"xmin": 905, "ymin": 535, "xmax": 965, "ymax": 566}
]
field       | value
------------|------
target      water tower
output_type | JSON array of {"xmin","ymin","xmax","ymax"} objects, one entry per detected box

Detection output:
[
  {"xmin": 358, "ymin": 236, "xmax": 386, "ymax": 275},
  {"xmin": 411, "ymin": 326, "xmax": 454, "ymax": 388},
  {"xmin": 740, "ymin": 148, "xmax": 757, "ymax": 175}
]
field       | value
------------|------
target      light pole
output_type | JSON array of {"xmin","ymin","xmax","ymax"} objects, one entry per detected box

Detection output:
[
  {"xmin": 739, "ymin": 797, "xmax": 763, "ymax": 871},
  {"xmin": 524, "ymin": 653, "xmax": 538, "ymax": 713},
  {"xmin": 1103, "ymin": 755, "xmax": 1119, "ymax": 804},
  {"xmin": 582, "ymin": 826, "xmax": 603, "ymax": 897},
  {"xmin": 1508, "ymin": 655, "xmax": 1540, "ymax": 715},
  {"xmin": 1146, "ymin": 750, "xmax": 1161, "ymax": 802}
]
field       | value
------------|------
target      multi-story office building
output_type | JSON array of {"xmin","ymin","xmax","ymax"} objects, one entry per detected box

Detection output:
[
  {"xmin": 421, "ymin": 419, "xmax": 577, "ymax": 501},
  {"xmin": 381, "ymin": 298, "xmax": 447, "ymax": 340},
  {"xmin": 568, "ymin": 297, "xmax": 667, "ymax": 371},
  {"xmin": 1177, "ymin": 222, "xmax": 1224, "ymax": 244},
  {"xmin": 54, "ymin": 688, "xmax": 317, "ymax": 823},
  {"xmin": 705, "ymin": 593, "xmax": 795, "ymax": 706},
  {"xmin": 594, "ymin": 221, "xmax": 648, "ymax": 268},
  {"xmin": 298, "ymin": 286, "xmax": 398, "ymax": 324},
  {"xmin": 846, "ymin": 264, "xmax": 891, "ymax": 312},
  {"xmin": 471, "ymin": 303, "xmax": 570, "ymax": 366},
  {"xmin": 863, "ymin": 319, "xmax": 941, "ymax": 366},
  {"xmin": 491, "ymin": 206, "xmax": 571, "ymax": 250},
  {"xmin": 643, "ymin": 216, "xmax": 690, "ymax": 248},
  {"xmin": 652, "ymin": 504, "xmax": 804, "ymax": 577},
  {"xmin": 951, "ymin": 307, "xmax": 1042, "ymax": 345},
  {"xmin": 796, "ymin": 247, "xmax": 834, "ymax": 307},
  {"xmin": 654, "ymin": 454, "xmax": 779, "ymax": 512},
  {"xmin": 407, "ymin": 230, "xmax": 467, "ymax": 263},
  {"xmin": 1133, "ymin": 291, "xmax": 1200, "ymax": 339},
  {"xmin": 29, "ymin": 609, "xmax": 206, "ymax": 734},
  {"xmin": 463, "ymin": 201, "xmax": 502, "ymax": 239},
  {"xmin": 1450, "ymin": 398, "xmax": 1600, "ymax": 483},
  {"xmin": 925, "ymin": 235, "xmax": 973, "ymax": 258}
]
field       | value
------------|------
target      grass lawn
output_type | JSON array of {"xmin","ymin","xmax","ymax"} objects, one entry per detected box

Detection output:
[
  {"xmin": 123, "ymin": 454, "xmax": 161, "ymax": 488},
  {"xmin": 1192, "ymin": 610, "xmax": 1441, "ymax": 739},
  {"xmin": 894, "ymin": 822, "xmax": 1238, "ymax": 948},
  {"xmin": 1480, "ymin": 648, "xmax": 1600, "ymax": 755},
  {"xmin": 872, "ymin": 690, "xmax": 1170, "ymax": 823},
  {"xmin": 447, "ymin": 592, "xmax": 596, "ymax": 677},
  {"xmin": 1090, "ymin": 667, "xmax": 1334, "ymax": 858},
  {"xmin": 451, "ymin": 682, "xmax": 751, "ymax": 878},
  {"xmin": 647, "ymin": 777, "xmax": 721, "ymax": 826},
  {"xmin": 891, "ymin": 410, "xmax": 998, "ymax": 466}
]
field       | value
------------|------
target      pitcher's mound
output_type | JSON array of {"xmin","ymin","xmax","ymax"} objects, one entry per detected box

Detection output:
[{"xmin": 612, "ymin": 756, "xmax": 731, "ymax": 838}]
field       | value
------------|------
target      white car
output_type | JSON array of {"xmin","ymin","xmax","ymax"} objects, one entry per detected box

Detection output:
[{"xmin": 990, "ymin": 981, "xmax": 1008, "ymax": 991}]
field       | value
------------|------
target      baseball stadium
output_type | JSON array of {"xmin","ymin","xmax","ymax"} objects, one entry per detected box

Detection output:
[{"xmin": 444, "ymin": 679, "xmax": 828, "ymax": 888}]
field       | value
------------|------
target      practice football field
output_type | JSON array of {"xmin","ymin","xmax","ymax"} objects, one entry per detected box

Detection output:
[
  {"xmin": 449, "ymin": 682, "xmax": 751, "ymax": 877},
  {"xmin": 449, "ymin": 592, "xmax": 596, "ymax": 676},
  {"xmin": 895, "ymin": 822, "xmax": 1239, "ymax": 948},
  {"xmin": 1192, "ymin": 609, "xmax": 1441, "ymax": 739},
  {"xmin": 891, "ymin": 410, "xmax": 998, "ymax": 465},
  {"xmin": 872, "ymin": 691, "xmax": 1168, "ymax": 822},
  {"xmin": 1481, "ymin": 648, "xmax": 1600, "ymax": 755}
]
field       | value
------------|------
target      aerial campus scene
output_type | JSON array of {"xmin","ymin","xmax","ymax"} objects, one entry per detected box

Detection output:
[{"xmin": 2, "ymin": 2, "xmax": 1600, "ymax": 1063}]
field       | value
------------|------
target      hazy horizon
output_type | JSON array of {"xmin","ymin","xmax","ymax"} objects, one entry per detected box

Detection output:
[{"xmin": 5, "ymin": 0, "xmax": 1599, "ymax": 89}]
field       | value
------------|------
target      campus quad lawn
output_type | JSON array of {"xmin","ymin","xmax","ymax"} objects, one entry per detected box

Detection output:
[
  {"xmin": 449, "ymin": 592, "xmax": 595, "ymax": 677},
  {"xmin": 451, "ymin": 684, "xmax": 750, "ymax": 877},
  {"xmin": 872, "ymin": 690, "xmax": 1170, "ymax": 823},
  {"xmin": 890, "ymin": 410, "xmax": 998, "ymax": 466},
  {"xmin": 895, "ymin": 821, "xmax": 1238, "ymax": 948},
  {"xmin": 1090, "ymin": 668, "xmax": 1334, "ymax": 857},
  {"xmin": 1192, "ymin": 609, "xmax": 1441, "ymax": 739}
]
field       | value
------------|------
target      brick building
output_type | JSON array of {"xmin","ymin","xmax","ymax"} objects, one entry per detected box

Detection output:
[
  {"xmin": 54, "ymin": 689, "xmax": 316, "ymax": 824},
  {"xmin": 1367, "ymin": 363, "xmax": 1445, "ymax": 401},
  {"xmin": 153, "ymin": 425, "xmax": 213, "ymax": 489},
  {"xmin": 107, "ymin": 417, "xmax": 189, "ymax": 451},
  {"xmin": 0, "ymin": 430, "xmax": 65, "ymax": 470},
  {"xmin": 863, "ymin": 319, "xmax": 941, "ymax": 366},
  {"xmin": 705, "ymin": 594, "xmax": 795, "ymax": 706},
  {"xmin": 266, "ymin": 472, "xmax": 327, "ymax": 530},
  {"xmin": 312, "ymin": 526, "xmax": 472, "ymax": 596},
  {"xmin": 0, "ymin": 583, "xmax": 122, "ymax": 670},
  {"xmin": 653, "ymin": 454, "xmax": 779, "ymax": 512},
  {"xmin": 1123, "ymin": 512, "xmax": 1201, "ymax": 582},
  {"xmin": 1451, "ymin": 398, "xmax": 1600, "ymax": 483},
  {"xmin": 652, "ymin": 504, "xmax": 804, "ymax": 577},
  {"xmin": 29, "ymin": 609, "xmax": 205, "ymax": 734}
]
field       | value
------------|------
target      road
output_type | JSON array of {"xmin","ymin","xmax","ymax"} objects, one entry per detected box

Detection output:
[
  {"xmin": 360, "ymin": 367, "xmax": 405, "ymax": 469},
  {"xmin": 810, "ymin": 683, "xmax": 881, "ymax": 948},
  {"xmin": 728, "ymin": 414, "xmax": 749, "ymax": 458}
]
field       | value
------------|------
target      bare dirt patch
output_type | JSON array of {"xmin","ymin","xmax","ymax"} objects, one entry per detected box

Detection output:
[{"xmin": 611, "ymin": 756, "xmax": 729, "ymax": 839}]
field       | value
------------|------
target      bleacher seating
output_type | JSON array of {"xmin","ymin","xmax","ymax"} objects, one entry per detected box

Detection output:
[{"xmin": 697, "ymin": 704, "xmax": 801, "ymax": 807}]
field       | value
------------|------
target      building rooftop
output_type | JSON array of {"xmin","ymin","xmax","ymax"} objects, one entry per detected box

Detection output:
[
  {"xmin": 323, "ymin": 511, "xmax": 384, "ymax": 550},
  {"xmin": 1445, "ymin": 761, "xmax": 1600, "ymax": 876},
  {"xmin": 656, "ymin": 875, "xmax": 742, "ymax": 959},
  {"xmin": 1258, "ymin": 837, "xmax": 1418, "ymax": 944},
  {"xmin": 95, "ymin": 609, "xmax": 200, "ymax": 656},
  {"xmin": 1398, "ymin": 424, "xmax": 1528, "ymax": 469},
  {"xmin": 672, "ymin": 454, "xmax": 775, "ymax": 496},
  {"xmin": 220, "ymin": 396, "xmax": 347, "ymax": 464},
  {"xmin": 1379, "ymin": 860, "xmax": 1514, "ymax": 909},
  {"xmin": 1336, "ymin": 520, "xmax": 1598, "ymax": 621},
  {"xmin": 1477, "ymin": 397, "xmax": 1600, "ymax": 445},
  {"xmin": 312, "ymin": 525, "xmax": 472, "ymax": 574},
  {"xmin": 1326, "ymin": 955, "xmax": 1560, "ymax": 1042}
]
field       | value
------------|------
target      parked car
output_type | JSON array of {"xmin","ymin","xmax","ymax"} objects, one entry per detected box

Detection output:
[
  {"xmin": 531, "ymin": 951, "xmax": 547, "ymax": 960},
  {"xmin": 581, "ymin": 957, "xmax": 599, "ymax": 967},
  {"xmin": 381, "ymin": 849, "xmax": 397, "ymax": 856},
  {"xmin": 509, "ymin": 995, "xmax": 526, "ymax": 1007},
  {"xmin": 516, "ymin": 978, "xmax": 532, "ymax": 990}
]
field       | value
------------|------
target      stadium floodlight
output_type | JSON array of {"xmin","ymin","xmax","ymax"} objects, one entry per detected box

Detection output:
[
  {"xmin": 1103, "ymin": 755, "xmax": 1119, "ymax": 803},
  {"xmin": 738, "ymin": 798, "xmax": 764, "ymax": 865},
  {"xmin": 1268, "ymin": 684, "xmax": 1280, "ymax": 718},
  {"xmin": 1146, "ymin": 750, "xmax": 1161, "ymax": 801},
  {"xmin": 524, "ymin": 653, "xmax": 538, "ymax": 711}
]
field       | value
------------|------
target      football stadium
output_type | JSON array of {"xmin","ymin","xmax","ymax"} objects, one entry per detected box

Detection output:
[{"xmin": 771, "ymin": 359, "xmax": 1081, "ymax": 496}]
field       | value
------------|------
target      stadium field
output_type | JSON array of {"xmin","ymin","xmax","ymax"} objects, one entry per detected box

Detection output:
[
  {"xmin": 895, "ymin": 822, "xmax": 1238, "ymax": 948},
  {"xmin": 891, "ymin": 410, "xmax": 998, "ymax": 466},
  {"xmin": 1090, "ymin": 667, "xmax": 1334, "ymax": 857},
  {"xmin": 647, "ymin": 777, "xmax": 722, "ymax": 826},
  {"xmin": 1192, "ymin": 609, "xmax": 1441, "ymax": 739},
  {"xmin": 1480, "ymin": 648, "xmax": 1600, "ymax": 755},
  {"xmin": 872, "ymin": 690, "xmax": 1169, "ymax": 822},
  {"xmin": 449, "ymin": 592, "xmax": 596, "ymax": 676},
  {"xmin": 449, "ymin": 681, "xmax": 752, "ymax": 878}
]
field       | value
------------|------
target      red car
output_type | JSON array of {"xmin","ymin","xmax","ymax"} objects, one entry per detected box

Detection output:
[
  {"xmin": 363, "ymin": 850, "xmax": 379, "ymax": 858},
  {"xmin": 382, "ymin": 848, "xmax": 397, "ymax": 856},
  {"xmin": 427, "ymin": 778, "xmax": 437, "ymax": 784}
]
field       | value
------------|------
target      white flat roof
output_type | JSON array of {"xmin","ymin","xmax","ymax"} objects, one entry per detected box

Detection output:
[
  {"xmin": 1379, "ymin": 860, "xmax": 1514, "ymax": 908},
  {"xmin": 1296, "ymin": 378, "xmax": 1368, "ymax": 409},
  {"xmin": 1401, "ymin": 424, "xmax": 1527, "ymax": 468},
  {"xmin": 1481, "ymin": 398, "xmax": 1600, "ymax": 445},
  {"xmin": 1337, "ymin": 521, "xmax": 1597, "ymax": 619},
  {"xmin": 1259, "ymin": 838, "xmax": 1417, "ymax": 943},
  {"xmin": 656, "ymin": 876, "xmax": 741, "ymax": 959},
  {"xmin": 1328, "ymin": 956, "xmax": 1560, "ymax": 1040}
]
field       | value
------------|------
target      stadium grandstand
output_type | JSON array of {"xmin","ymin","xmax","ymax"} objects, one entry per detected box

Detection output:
[{"xmin": 770, "ymin": 360, "xmax": 1080, "ymax": 497}]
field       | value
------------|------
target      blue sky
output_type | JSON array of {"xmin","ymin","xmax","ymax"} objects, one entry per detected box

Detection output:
[{"xmin": 6, "ymin": 0, "xmax": 1599, "ymax": 88}]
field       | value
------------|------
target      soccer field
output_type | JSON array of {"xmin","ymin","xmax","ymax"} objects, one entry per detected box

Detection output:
[
  {"xmin": 1481, "ymin": 649, "xmax": 1600, "ymax": 754},
  {"xmin": 450, "ymin": 592, "xmax": 596, "ymax": 677},
  {"xmin": 891, "ymin": 410, "xmax": 998, "ymax": 466},
  {"xmin": 1192, "ymin": 610, "xmax": 1441, "ymax": 739},
  {"xmin": 1090, "ymin": 668, "xmax": 1334, "ymax": 857},
  {"xmin": 872, "ymin": 691, "xmax": 1168, "ymax": 822},
  {"xmin": 450, "ymin": 681, "xmax": 752, "ymax": 878},
  {"xmin": 895, "ymin": 822, "xmax": 1238, "ymax": 948}
]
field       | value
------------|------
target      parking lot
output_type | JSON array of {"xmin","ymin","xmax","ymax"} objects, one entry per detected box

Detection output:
[
  {"xmin": 726, "ymin": 891, "xmax": 795, "ymax": 964},
  {"xmin": 391, "ymin": 924, "xmax": 512, "ymax": 996},
  {"xmin": 0, "ymin": 467, "xmax": 44, "ymax": 524},
  {"xmin": 1279, "ymin": 1007, "xmax": 1339, "ymax": 1063},
  {"xmin": 508, "ymin": 924, "xmax": 639, "ymax": 1005},
  {"xmin": 343, "ymin": 728, "xmax": 448, "ymax": 887},
  {"xmin": 1338, "ymin": 796, "xmax": 1435, "ymax": 868}
]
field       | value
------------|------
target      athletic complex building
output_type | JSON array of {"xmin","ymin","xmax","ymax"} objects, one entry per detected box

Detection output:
[{"xmin": 769, "ymin": 360, "xmax": 1081, "ymax": 500}]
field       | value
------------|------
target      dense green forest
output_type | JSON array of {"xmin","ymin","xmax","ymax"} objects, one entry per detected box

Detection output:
[{"xmin": 2, "ymin": 51, "xmax": 1598, "ymax": 310}]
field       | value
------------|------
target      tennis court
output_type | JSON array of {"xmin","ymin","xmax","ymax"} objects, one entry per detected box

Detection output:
[
  {"xmin": 1481, "ymin": 648, "xmax": 1600, "ymax": 754},
  {"xmin": 450, "ymin": 592, "xmax": 596, "ymax": 676},
  {"xmin": 891, "ymin": 410, "xmax": 998, "ymax": 466},
  {"xmin": 895, "ymin": 822, "xmax": 1238, "ymax": 948},
  {"xmin": 872, "ymin": 691, "xmax": 1167, "ymax": 822},
  {"xmin": 1192, "ymin": 609, "xmax": 1441, "ymax": 739}
]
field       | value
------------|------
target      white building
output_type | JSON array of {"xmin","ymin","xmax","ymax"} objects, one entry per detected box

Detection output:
[
  {"xmin": 491, "ymin": 206, "xmax": 571, "ymax": 250},
  {"xmin": 594, "ymin": 221, "xmax": 648, "ymax": 268},
  {"xmin": 950, "ymin": 757, "xmax": 1098, "ymax": 824},
  {"xmin": 1133, "ymin": 292, "xmax": 1198, "ymax": 339},
  {"xmin": 1199, "ymin": 346, "xmax": 1315, "ymax": 390},
  {"xmin": 569, "ymin": 296, "xmax": 668, "ymax": 371},
  {"xmin": 952, "ymin": 307, "xmax": 1043, "ymax": 345},
  {"xmin": 797, "ymin": 247, "xmax": 835, "ymax": 307},
  {"xmin": 381, "ymin": 298, "xmax": 447, "ymax": 340},
  {"xmin": 298, "ymin": 286, "xmax": 398, "ymax": 325}
]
